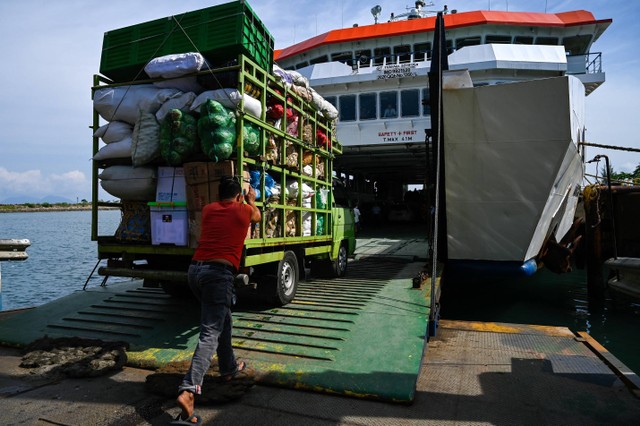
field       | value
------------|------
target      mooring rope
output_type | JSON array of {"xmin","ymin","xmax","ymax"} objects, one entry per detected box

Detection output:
[{"xmin": 580, "ymin": 142, "xmax": 640, "ymax": 153}]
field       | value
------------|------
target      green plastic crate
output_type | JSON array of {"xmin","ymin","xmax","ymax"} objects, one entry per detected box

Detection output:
[{"xmin": 100, "ymin": 0, "xmax": 274, "ymax": 82}]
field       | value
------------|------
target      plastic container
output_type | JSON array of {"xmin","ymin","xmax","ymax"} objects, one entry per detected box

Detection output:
[
  {"xmin": 100, "ymin": 0, "xmax": 274, "ymax": 82},
  {"xmin": 148, "ymin": 202, "xmax": 189, "ymax": 246}
]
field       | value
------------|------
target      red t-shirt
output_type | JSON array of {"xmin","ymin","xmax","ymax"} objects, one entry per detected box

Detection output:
[{"xmin": 192, "ymin": 201, "xmax": 252, "ymax": 270}]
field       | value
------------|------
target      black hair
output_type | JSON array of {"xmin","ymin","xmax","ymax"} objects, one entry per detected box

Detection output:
[{"xmin": 219, "ymin": 176, "xmax": 242, "ymax": 200}]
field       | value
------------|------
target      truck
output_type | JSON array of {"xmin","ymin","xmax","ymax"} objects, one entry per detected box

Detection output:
[{"xmin": 89, "ymin": 1, "xmax": 356, "ymax": 305}]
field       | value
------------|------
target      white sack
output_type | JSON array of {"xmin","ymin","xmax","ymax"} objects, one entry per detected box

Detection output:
[
  {"xmin": 289, "ymin": 69, "xmax": 310, "ymax": 88},
  {"xmin": 309, "ymin": 87, "xmax": 324, "ymax": 111},
  {"xmin": 287, "ymin": 181, "xmax": 315, "ymax": 199},
  {"xmin": 131, "ymin": 111, "xmax": 161, "ymax": 167},
  {"xmin": 93, "ymin": 137, "xmax": 132, "ymax": 161},
  {"xmin": 99, "ymin": 165, "xmax": 156, "ymax": 201},
  {"xmin": 302, "ymin": 211, "xmax": 312, "ymax": 236},
  {"xmin": 153, "ymin": 77, "xmax": 204, "ymax": 93},
  {"xmin": 144, "ymin": 53, "xmax": 205, "ymax": 78},
  {"xmin": 93, "ymin": 121, "xmax": 132, "ymax": 143},
  {"xmin": 321, "ymin": 100, "xmax": 339, "ymax": 120},
  {"xmin": 93, "ymin": 85, "xmax": 181, "ymax": 124},
  {"xmin": 191, "ymin": 89, "xmax": 262, "ymax": 118},
  {"xmin": 156, "ymin": 92, "xmax": 197, "ymax": 122},
  {"xmin": 272, "ymin": 64, "xmax": 309, "ymax": 89}
]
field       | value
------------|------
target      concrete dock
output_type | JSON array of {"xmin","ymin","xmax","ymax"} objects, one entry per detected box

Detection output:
[{"xmin": 1, "ymin": 318, "xmax": 639, "ymax": 425}]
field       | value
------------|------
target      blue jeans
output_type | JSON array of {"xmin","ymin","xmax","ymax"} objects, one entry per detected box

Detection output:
[{"xmin": 178, "ymin": 263, "xmax": 238, "ymax": 395}]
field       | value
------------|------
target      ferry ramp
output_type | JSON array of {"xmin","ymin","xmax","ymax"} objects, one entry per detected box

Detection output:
[{"xmin": 0, "ymin": 234, "xmax": 435, "ymax": 403}]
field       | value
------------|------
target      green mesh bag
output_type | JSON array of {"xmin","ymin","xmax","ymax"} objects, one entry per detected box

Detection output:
[
  {"xmin": 160, "ymin": 109, "xmax": 199, "ymax": 166},
  {"xmin": 243, "ymin": 122, "xmax": 261, "ymax": 156}
]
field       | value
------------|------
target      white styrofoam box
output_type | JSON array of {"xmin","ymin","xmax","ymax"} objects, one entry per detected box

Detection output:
[
  {"xmin": 150, "ymin": 204, "xmax": 188, "ymax": 246},
  {"xmin": 156, "ymin": 167, "xmax": 187, "ymax": 202}
]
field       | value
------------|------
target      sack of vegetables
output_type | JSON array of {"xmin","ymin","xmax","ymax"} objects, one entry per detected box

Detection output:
[
  {"xmin": 160, "ymin": 109, "xmax": 199, "ymax": 166},
  {"xmin": 198, "ymin": 99, "xmax": 237, "ymax": 162}
]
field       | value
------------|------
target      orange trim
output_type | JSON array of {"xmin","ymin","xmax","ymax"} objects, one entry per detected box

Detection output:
[{"xmin": 274, "ymin": 10, "xmax": 611, "ymax": 61}]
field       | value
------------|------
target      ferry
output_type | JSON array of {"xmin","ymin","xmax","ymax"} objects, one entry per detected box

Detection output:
[{"xmin": 273, "ymin": 1, "xmax": 612, "ymax": 276}]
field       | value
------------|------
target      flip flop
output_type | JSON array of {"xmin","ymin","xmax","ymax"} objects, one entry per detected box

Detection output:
[
  {"xmin": 221, "ymin": 360, "xmax": 246, "ymax": 382},
  {"xmin": 170, "ymin": 412, "xmax": 201, "ymax": 425}
]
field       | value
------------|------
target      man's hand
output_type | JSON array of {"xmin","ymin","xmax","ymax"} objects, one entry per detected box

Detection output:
[
  {"xmin": 245, "ymin": 186, "xmax": 261, "ymax": 223},
  {"xmin": 245, "ymin": 186, "xmax": 257, "ymax": 204}
]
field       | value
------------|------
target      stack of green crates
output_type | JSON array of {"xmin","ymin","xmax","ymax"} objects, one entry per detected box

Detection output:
[{"xmin": 99, "ymin": 0, "xmax": 274, "ymax": 82}]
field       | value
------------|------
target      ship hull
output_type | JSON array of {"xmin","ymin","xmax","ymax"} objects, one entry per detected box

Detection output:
[{"xmin": 443, "ymin": 75, "xmax": 585, "ymax": 273}]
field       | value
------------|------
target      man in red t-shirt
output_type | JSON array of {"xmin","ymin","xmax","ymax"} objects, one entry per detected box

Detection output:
[{"xmin": 174, "ymin": 176, "xmax": 260, "ymax": 425}]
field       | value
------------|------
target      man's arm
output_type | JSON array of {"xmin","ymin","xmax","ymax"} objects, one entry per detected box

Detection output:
[{"xmin": 245, "ymin": 186, "xmax": 262, "ymax": 223}]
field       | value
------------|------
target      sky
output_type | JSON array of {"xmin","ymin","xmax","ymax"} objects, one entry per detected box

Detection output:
[{"xmin": 0, "ymin": 0, "xmax": 638, "ymax": 203}]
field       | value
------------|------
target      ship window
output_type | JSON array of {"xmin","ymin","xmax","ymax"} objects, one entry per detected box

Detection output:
[
  {"xmin": 310, "ymin": 55, "xmax": 328, "ymax": 65},
  {"xmin": 514, "ymin": 36, "xmax": 534, "ymax": 45},
  {"xmin": 373, "ymin": 47, "xmax": 392, "ymax": 65},
  {"xmin": 355, "ymin": 49, "xmax": 371, "ymax": 67},
  {"xmin": 325, "ymin": 96, "xmax": 337, "ymax": 108},
  {"xmin": 456, "ymin": 36, "xmax": 481, "ymax": 49},
  {"xmin": 339, "ymin": 95, "xmax": 356, "ymax": 122},
  {"xmin": 485, "ymin": 35, "xmax": 512, "ymax": 44},
  {"xmin": 562, "ymin": 35, "xmax": 592, "ymax": 55},
  {"xmin": 422, "ymin": 89, "xmax": 431, "ymax": 116},
  {"xmin": 394, "ymin": 45, "xmax": 412, "ymax": 63},
  {"xmin": 380, "ymin": 92, "xmax": 398, "ymax": 118},
  {"xmin": 331, "ymin": 51, "xmax": 354, "ymax": 65},
  {"xmin": 295, "ymin": 61, "xmax": 309, "ymax": 69},
  {"xmin": 401, "ymin": 90, "xmax": 420, "ymax": 117},
  {"xmin": 535, "ymin": 37, "xmax": 559, "ymax": 46},
  {"xmin": 359, "ymin": 93, "xmax": 377, "ymax": 120},
  {"xmin": 414, "ymin": 42, "xmax": 432, "ymax": 61}
]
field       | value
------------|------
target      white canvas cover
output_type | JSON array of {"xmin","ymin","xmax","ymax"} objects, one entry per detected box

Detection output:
[{"xmin": 443, "ymin": 75, "xmax": 585, "ymax": 262}]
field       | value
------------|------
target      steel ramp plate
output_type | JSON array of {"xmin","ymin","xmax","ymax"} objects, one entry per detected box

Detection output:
[{"xmin": 0, "ymin": 259, "xmax": 432, "ymax": 402}]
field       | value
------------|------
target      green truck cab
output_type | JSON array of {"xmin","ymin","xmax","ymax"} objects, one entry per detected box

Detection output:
[{"xmin": 91, "ymin": 47, "xmax": 355, "ymax": 305}]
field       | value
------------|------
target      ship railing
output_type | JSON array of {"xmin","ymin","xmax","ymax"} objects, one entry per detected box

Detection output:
[
  {"xmin": 567, "ymin": 52, "xmax": 603, "ymax": 76},
  {"xmin": 353, "ymin": 51, "xmax": 431, "ymax": 70}
]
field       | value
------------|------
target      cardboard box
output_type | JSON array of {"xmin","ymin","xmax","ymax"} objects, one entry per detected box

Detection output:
[
  {"xmin": 149, "ymin": 203, "xmax": 188, "ymax": 246},
  {"xmin": 156, "ymin": 167, "xmax": 187, "ymax": 202},
  {"xmin": 184, "ymin": 161, "xmax": 250, "ymax": 248},
  {"xmin": 184, "ymin": 162, "xmax": 250, "ymax": 209}
]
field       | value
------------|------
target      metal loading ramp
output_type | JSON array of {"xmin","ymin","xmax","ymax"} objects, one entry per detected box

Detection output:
[
  {"xmin": 230, "ymin": 259, "xmax": 431, "ymax": 402},
  {"xmin": 0, "ymin": 258, "xmax": 434, "ymax": 403}
]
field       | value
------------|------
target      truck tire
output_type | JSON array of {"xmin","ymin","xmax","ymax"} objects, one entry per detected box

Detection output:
[
  {"xmin": 311, "ymin": 243, "xmax": 348, "ymax": 278},
  {"xmin": 275, "ymin": 251, "xmax": 299, "ymax": 305},
  {"xmin": 333, "ymin": 243, "xmax": 349, "ymax": 278}
]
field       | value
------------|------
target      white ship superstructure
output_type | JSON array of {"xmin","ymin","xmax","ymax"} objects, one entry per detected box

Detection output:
[{"xmin": 274, "ymin": 2, "xmax": 611, "ymax": 275}]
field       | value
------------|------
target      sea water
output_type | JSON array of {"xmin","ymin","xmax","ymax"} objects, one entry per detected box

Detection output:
[
  {"xmin": 1, "ymin": 210, "xmax": 639, "ymax": 375},
  {"xmin": 0, "ymin": 209, "xmax": 120, "ymax": 311}
]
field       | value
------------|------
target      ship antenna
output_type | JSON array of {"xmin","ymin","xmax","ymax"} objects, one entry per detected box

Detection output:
[{"xmin": 371, "ymin": 5, "xmax": 382, "ymax": 24}]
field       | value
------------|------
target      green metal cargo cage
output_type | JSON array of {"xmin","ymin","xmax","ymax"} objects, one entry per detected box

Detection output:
[{"xmin": 99, "ymin": 0, "xmax": 274, "ymax": 82}]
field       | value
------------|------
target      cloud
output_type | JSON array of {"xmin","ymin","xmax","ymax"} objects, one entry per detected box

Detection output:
[
  {"xmin": 0, "ymin": 167, "xmax": 89, "ymax": 202},
  {"xmin": 0, "ymin": 168, "xmax": 42, "ymax": 194}
]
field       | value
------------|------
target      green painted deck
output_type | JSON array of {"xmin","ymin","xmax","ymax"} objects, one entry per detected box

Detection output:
[{"xmin": 0, "ymin": 258, "xmax": 434, "ymax": 403}]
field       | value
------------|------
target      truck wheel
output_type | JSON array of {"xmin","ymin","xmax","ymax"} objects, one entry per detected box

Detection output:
[
  {"xmin": 334, "ymin": 244, "xmax": 349, "ymax": 277},
  {"xmin": 275, "ymin": 251, "xmax": 299, "ymax": 305},
  {"xmin": 311, "ymin": 243, "xmax": 348, "ymax": 278}
]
